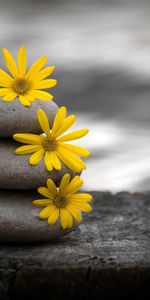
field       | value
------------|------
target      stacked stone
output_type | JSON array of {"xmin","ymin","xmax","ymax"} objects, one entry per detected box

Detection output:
[{"xmin": 0, "ymin": 99, "xmax": 77, "ymax": 242}]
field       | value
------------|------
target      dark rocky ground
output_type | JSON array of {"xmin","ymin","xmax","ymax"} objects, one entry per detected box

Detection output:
[{"xmin": 0, "ymin": 191, "xmax": 149, "ymax": 299}]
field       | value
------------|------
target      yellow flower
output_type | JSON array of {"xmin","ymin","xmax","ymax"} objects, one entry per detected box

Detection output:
[
  {"xmin": 0, "ymin": 46, "xmax": 57, "ymax": 106},
  {"xmin": 33, "ymin": 174, "xmax": 92, "ymax": 229},
  {"xmin": 13, "ymin": 106, "xmax": 90, "ymax": 172}
]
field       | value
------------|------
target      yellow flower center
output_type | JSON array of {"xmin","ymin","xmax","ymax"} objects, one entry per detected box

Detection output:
[
  {"xmin": 12, "ymin": 78, "xmax": 31, "ymax": 95},
  {"xmin": 53, "ymin": 195, "xmax": 68, "ymax": 208},
  {"xmin": 42, "ymin": 138, "xmax": 56, "ymax": 151}
]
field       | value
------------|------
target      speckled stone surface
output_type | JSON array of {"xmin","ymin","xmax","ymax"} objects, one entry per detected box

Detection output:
[
  {"xmin": 0, "ymin": 139, "xmax": 79, "ymax": 189},
  {"xmin": 0, "ymin": 189, "xmax": 76, "ymax": 243},
  {"xmin": 0, "ymin": 98, "xmax": 58, "ymax": 137}
]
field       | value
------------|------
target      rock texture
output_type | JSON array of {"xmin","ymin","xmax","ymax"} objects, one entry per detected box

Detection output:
[
  {"xmin": 0, "ymin": 139, "xmax": 78, "ymax": 189},
  {"xmin": 0, "ymin": 192, "xmax": 149, "ymax": 298},
  {"xmin": 0, "ymin": 99, "xmax": 58, "ymax": 137},
  {"xmin": 0, "ymin": 189, "xmax": 75, "ymax": 243}
]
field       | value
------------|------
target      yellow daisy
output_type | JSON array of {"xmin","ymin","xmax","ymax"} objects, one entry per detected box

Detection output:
[
  {"xmin": 33, "ymin": 174, "xmax": 92, "ymax": 229},
  {"xmin": 13, "ymin": 106, "xmax": 90, "ymax": 172},
  {"xmin": 0, "ymin": 46, "xmax": 57, "ymax": 106}
]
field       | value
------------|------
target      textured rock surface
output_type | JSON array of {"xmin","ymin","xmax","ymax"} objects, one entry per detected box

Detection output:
[
  {"xmin": 0, "ymin": 189, "xmax": 75, "ymax": 243},
  {"xmin": 0, "ymin": 139, "xmax": 79, "ymax": 189},
  {"xmin": 0, "ymin": 98, "xmax": 58, "ymax": 137},
  {"xmin": 0, "ymin": 192, "xmax": 149, "ymax": 298}
]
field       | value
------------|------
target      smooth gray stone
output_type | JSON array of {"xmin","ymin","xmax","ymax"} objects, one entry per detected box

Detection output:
[
  {"xmin": 0, "ymin": 98, "xmax": 58, "ymax": 137},
  {"xmin": 0, "ymin": 189, "xmax": 75, "ymax": 243},
  {"xmin": 0, "ymin": 139, "xmax": 79, "ymax": 189}
]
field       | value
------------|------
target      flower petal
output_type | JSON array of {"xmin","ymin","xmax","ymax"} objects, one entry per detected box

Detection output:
[
  {"xmin": 37, "ymin": 187, "xmax": 54, "ymax": 199},
  {"xmin": 26, "ymin": 55, "xmax": 48, "ymax": 79},
  {"xmin": 60, "ymin": 208, "xmax": 73, "ymax": 229},
  {"xmin": 19, "ymin": 95, "xmax": 31, "ymax": 107},
  {"xmin": 31, "ymin": 90, "xmax": 53, "ymax": 101},
  {"xmin": 0, "ymin": 69, "xmax": 13, "ymax": 86},
  {"xmin": 32, "ymin": 79, "xmax": 57, "ymax": 89},
  {"xmin": 39, "ymin": 204, "xmax": 55, "ymax": 219},
  {"xmin": 33, "ymin": 199, "xmax": 53, "ymax": 206},
  {"xmin": 50, "ymin": 151, "xmax": 61, "ymax": 170},
  {"xmin": 0, "ymin": 88, "xmax": 12, "ymax": 96},
  {"xmin": 2, "ymin": 48, "xmax": 19, "ymax": 78},
  {"xmin": 59, "ymin": 174, "xmax": 71, "ymax": 193},
  {"xmin": 47, "ymin": 178, "xmax": 57, "ymax": 197},
  {"xmin": 13, "ymin": 133, "xmax": 43, "ymax": 144},
  {"xmin": 59, "ymin": 143, "xmax": 90, "ymax": 157},
  {"xmin": 18, "ymin": 46, "xmax": 27, "ymax": 77},
  {"xmin": 67, "ymin": 204, "xmax": 82, "ymax": 223},
  {"xmin": 68, "ymin": 193, "xmax": 92, "ymax": 202},
  {"xmin": 57, "ymin": 147, "xmax": 86, "ymax": 172},
  {"xmin": 44, "ymin": 151, "xmax": 53, "ymax": 171},
  {"xmin": 52, "ymin": 106, "xmax": 67, "ymax": 136},
  {"xmin": 48, "ymin": 208, "xmax": 59, "ymax": 225},
  {"xmin": 2, "ymin": 92, "xmax": 17, "ymax": 101},
  {"xmin": 54, "ymin": 115, "xmax": 76, "ymax": 138},
  {"xmin": 15, "ymin": 144, "xmax": 41, "ymax": 155},
  {"xmin": 63, "ymin": 176, "xmax": 83, "ymax": 195},
  {"xmin": 70, "ymin": 202, "xmax": 92, "ymax": 213},
  {"xmin": 32, "ymin": 66, "xmax": 55, "ymax": 82},
  {"xmin": 58, "ymin": 129, "xmax": 89, "ymax": 142},
  {"xmin": 29, "ymin": 149, "xmax": 44, "ymax": 165},
  {"xmin": 37, "ymin": 109, "xmax": 51, "ymax": 137}
]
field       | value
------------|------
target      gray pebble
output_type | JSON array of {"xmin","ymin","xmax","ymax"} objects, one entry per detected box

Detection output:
[
  {"xmin": 0, "ymin": 98, "xmax": 58, "ymax": 137},
  {"xmin": 0, "ymin": 139, "xmax": 79, "ymax": 189},
  {"xmin": 0, "ymin": 189, "xmax": 76, "ymax": 243}
]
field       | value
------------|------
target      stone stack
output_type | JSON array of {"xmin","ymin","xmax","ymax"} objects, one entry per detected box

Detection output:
[{"xmin": 0, "ymin": 99, "xmax": 77, "ymax": 242}]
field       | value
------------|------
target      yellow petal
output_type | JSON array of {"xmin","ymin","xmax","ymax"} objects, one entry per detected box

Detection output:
[
  {"xmin": 29, "ymin": 149, "xmax": 44, "ymax": 165},
  {"xmin": 59, "ymin": 174, "xmax": 71, "ymax": 193},
  {"xmin": 2, "ymin": 93, "xmax": 17, "ymax": 101},
  {"xmin": 0, "ymin": 69, "xmax": 14, "ymax": 86},
  {"xmin": 2, "ymin": 48, "xmax": 19, "ymax": 78},
  {"xmin": 48, "ymin": 208, "xmax": 59, "ymax": 225},
  {"xmin": 37, "ymin": 187, "xmax": 54, "ymax": 199},
  {"xmin": 37, "ymin": 109, "xmax": 50, "ymax": 137},
  {"xmin": 59, "ymin": 143, "xmax": 90, "ymax": 157},
  {"xmin": 71, "ymin": 202, "xmax": 92, "ymax": 213},
  {"xmin": 44, "ymin": 151, "xmax": 53, "ymax": 171},
  {"xmin": 13, "ymin": 133, "xmax": 43, "ymax": 144},
  {"xmin": 15, "ymin": 144, "xmax": 41, "ymax": 155},
  {"xmin": 32, "ymin": 66, "xmax": 55, "ymax": 82},
  {"xmin": 18, "ymin": 46, "xmax": 27, "ymax": 77},
  {"xmin": 68, "ymin": 193, "xmax": 92, "ymax": 202},
  {"xmin": 50, "ymin": 151, "xmax": 61, "ymax": 170},
  {"xmin": 52, "ymin": 106, "xmax": 67, "ymax": 136},
  {"xmin": 57, "ymin": 147, "xmax": 86, "ymax": 172},
  {"xmin": 47, "ymin": 178, "xmax": 57, "ymax": 197},
  {"xmin": 0, "ymin": 88, "xmax": 12, "ymax": 96},
  {"xmin": 32, "ymin": 79, "xmax": 57, "ymax": 89},
  {"xmin": 26, "ymin": 55, "xmax": 48, "ymax": 79},
  {"xmin": 31, "ymin": 90, "xmax": 53, "ymax": 101},
  {"xmin": 33, "ymin": 199, "xmax": 52, "ymax": 206},
  {"xmin": 54, "ymin": 115, "xmax": 76, "ymax": 138},
  {"xmin": 67, "ymin": 204, "xmax": 82, "ymax": 223},
  {"xmin": 63, "ymin": 176, "xmax": 83, "ymax": 195},
  {"xmin": 58, "ymin": 129, "xmax": 89, "ymax": 142},
  {"xmin": 19, "ymin": 95, "xmax": 31, "ymax": 107},
  {"xmin": 60, "ymin": 208, "xmax": 73, "ymax": 229},
  {"xmin": 39, "ymin": 204, "xmax": 55, "ymax": 219}
]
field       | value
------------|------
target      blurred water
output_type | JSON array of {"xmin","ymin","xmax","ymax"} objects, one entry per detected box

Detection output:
[{"xmin": 1, "ymin": 0, "xmax": 150, "ymax": 191}]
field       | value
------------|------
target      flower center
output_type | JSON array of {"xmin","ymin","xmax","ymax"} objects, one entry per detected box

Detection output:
[
  {"xmin": 12, "ymin": 78, "xmax": 31, "ymax": 95},
  {"xmin": 42, "ymin": 138, "xmax": 56, "ymax": 151},
  {"xmin": 53, "ymin": 195, "xmax": 68, "ymax": 208}
]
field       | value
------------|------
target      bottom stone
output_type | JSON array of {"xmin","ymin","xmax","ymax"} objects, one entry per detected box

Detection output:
[{"xmin": 0, "ymin": 190, "xmax": 76, "ymax": 243}]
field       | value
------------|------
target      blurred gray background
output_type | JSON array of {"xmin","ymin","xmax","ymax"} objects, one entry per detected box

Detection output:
[{"xmin": 1, "ymin": 0, "xmax": 150, "ymax": 192}]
